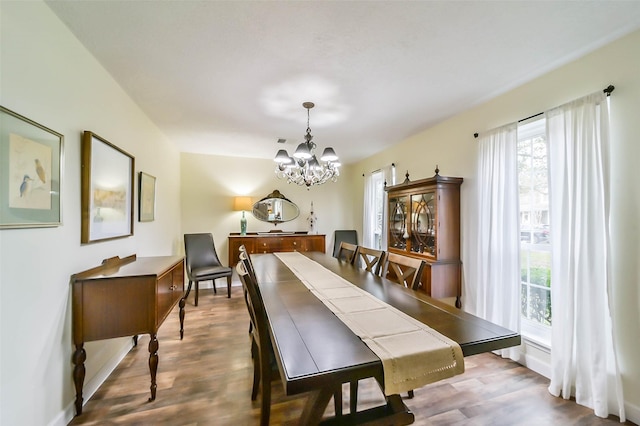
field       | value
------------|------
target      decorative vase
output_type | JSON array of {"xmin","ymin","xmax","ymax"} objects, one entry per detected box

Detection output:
[{"xmin": 240, "ymin": 211, "xmax": 247, "ymax": 235}]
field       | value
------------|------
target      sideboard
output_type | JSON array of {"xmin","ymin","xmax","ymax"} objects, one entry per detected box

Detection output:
[
  {"xmin": 71, "ymin": 254, "xmax": 185, "ymax": 416},
  {"xmin": 228, "ymin": 233, "xmax": 326, "ymax": 266}
]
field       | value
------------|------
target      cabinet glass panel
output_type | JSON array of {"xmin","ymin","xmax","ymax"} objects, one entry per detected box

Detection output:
[
  {"xmin": 388, "ymin": 195, "xmax": 408, "ymax": 250},
  {"xmin": 410, "ymin": 192, "xmax": 436, "ymax": 255}
]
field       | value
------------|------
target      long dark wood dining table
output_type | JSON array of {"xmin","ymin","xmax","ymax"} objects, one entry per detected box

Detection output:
[{"xmin": 251, "ymin": 251, "xmax": 521, "ymax": 425}]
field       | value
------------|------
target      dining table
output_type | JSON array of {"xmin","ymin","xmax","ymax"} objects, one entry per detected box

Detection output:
[{"xmin": 250, "ymin": 251, "xmax": 521, "ymax": 425}]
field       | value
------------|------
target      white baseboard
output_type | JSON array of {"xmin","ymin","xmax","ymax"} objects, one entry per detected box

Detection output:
[
  {"xmin": 625, "ymin": 400, "xmax": 640, "ymax": 424},
  {"xmin": 49, "ymin": 339, "xmax": 135, "ymax": 426}
]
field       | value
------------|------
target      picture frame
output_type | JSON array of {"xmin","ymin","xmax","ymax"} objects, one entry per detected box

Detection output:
[
  {"xmin": 0, "ymin": 106, "xmax": 64, "ymax": 229},
  {"xmin": 138, "ymin": 171, "xmax": 156, "ymax": 222},
  {"xmin": 81, "ymin": 131, "xmax": 134, "ymax": 244}
]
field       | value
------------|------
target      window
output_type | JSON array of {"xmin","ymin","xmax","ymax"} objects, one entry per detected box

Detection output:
[
  {"xmin": 364, "ymin": 167, "xmax": 395, "ymax": 250},
  {"xmin": 517, "ymin": 117, "xmax": 551, "ymax": 345},
  {"xmin": 369, "ymin": 170, "xmax": 385, "ymax": 250}
]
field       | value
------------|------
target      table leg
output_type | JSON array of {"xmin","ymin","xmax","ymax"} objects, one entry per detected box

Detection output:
[
  {"xmin": 148, "ymin": 333, "xmax": 158, "ymax": 401},
  {"xmin": 72, "ymin": 343, "xmax": 86, "ymax": 415},
  {"xmin": 300, "ymin": 387, "xmax": 335, "ymax": 425}
]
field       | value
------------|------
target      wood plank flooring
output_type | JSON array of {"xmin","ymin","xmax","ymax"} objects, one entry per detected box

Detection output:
[{"xmin": 69, "ymin": 286, "xmax": 632, "ymax": 425}]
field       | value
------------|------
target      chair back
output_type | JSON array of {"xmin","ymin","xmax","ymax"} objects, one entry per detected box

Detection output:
[
  {"xmin": 355, "ymin": 247, "xmax": 386, "ymax": 276},
  {"xmin": 236, "ymin": 259, "xmax": 274, "ymax": 425},
  {"xmin": 184, "ymin": 233, "xmax": 223, "ymax": 276},
  {"xmin": 383, "ymin": 252, "xmax": 425, "ymax": 290},
  {"xmin": 337, "ymin": 241, "xmax": 358, "ymax": 263},
  {"xmin": 238, "ymin": 245, "xmax": 257, "ymax": 282},
  {"xmin": 332, "ymin": 230, "xmax": 358, "ymax": 257}
]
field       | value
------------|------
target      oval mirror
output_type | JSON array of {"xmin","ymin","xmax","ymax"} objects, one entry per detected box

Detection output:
[{"xmin": 252, "ymin": 190, "xmax": 300, "ymax": 225}]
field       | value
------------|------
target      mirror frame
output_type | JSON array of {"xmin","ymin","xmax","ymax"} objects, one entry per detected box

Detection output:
[{"xmin": 252, "ymin": 190, "xmax": 299, "ymax": 225}]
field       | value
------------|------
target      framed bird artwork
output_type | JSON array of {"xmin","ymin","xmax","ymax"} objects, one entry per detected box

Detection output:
[{"xmin": 0, "ymin": 106, "xmax": 64, "ymax": 229}]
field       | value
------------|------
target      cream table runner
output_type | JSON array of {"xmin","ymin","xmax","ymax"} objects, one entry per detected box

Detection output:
[{"xmin": 273, "ymin": 252, "xmax": 464, "ymax": 395}]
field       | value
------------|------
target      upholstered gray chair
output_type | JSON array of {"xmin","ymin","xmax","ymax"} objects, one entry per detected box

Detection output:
[{"xmin": 183, "ymin": 233, "xmax": 232, "ymax": 306}]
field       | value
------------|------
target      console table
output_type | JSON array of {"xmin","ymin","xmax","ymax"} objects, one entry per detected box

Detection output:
[
  {"xmin": 71, "ymin": 254, "xmax": 185, "ymax": 415},
  {"xmin": 228, "ymin": 232, "xmax": 325, "ymax": 266}
]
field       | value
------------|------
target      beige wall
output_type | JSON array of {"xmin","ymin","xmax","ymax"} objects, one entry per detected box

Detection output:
[
  {"xmin": 0, "ymin": 3, "xmax": 182, "ymax": 425},
  {"xmin": 352, "ymin": 30, "xmax": 640, "ymax": 421},
  {"xmin": 180, "ymin": 152, "xmax": 360, "ymax": 264},
  {"xmin": 2, "ymin": 1, "xmax": 638, "ymax": 424}
]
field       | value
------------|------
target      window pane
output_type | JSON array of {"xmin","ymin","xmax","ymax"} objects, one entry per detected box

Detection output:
[{"xmin": 518, "ymin": 118, "xmax": 551, "ymax": 333}]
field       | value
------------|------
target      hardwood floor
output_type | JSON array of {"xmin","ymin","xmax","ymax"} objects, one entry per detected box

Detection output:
[{"xmin": 69, "ymin": 286, "xmax": 632, "ymax": 425}]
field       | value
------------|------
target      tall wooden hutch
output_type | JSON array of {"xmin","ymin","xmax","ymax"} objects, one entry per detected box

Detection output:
[{"xmin": 385, "ymin": 170, "xmax": 463, "ymax": 308}]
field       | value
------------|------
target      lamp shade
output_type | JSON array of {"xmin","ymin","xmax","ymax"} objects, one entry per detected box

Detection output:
[
  {"xmin": 320, "ymin": 147, "xmax": 338, "ymax": 161},
  {"xmin": 233, "ymin": 196, "xmax": 253, "ymax": 211},
  {"xmin": 293, "ymin": 143, "xmax": 312, "ymax": 159},
  {"xmin": 274, "ymin": 149, "xmax": 292, "ymax": 163}
]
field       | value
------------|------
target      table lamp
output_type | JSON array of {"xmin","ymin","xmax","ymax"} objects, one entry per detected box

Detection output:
[{"xmin": 233, "ymin": 197, "xmax": 252, "ymax": 235}]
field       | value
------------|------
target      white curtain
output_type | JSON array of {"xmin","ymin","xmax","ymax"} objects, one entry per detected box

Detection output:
[
  {"xmin": 363, "ymin": 165, "xmax": 395, "ymax": 250},
  {"xmin": 363, "ymin": 172, "xmax": 377, "ymax": 248},
  {"xmin": 547, "ymin": 91, "xmax": 625, "ymax": 420},
  {"xmin": 474, "ymin": 123, "xmax": 521, "ymax": 360}
]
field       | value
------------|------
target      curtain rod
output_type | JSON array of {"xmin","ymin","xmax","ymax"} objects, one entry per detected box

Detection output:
[
  {"xmin": 363, "ymin": 162, "xmax": 395, "ymax": 177},
  {"xmin": 473, "ymin": 84, "xmax": 615, "ymax": 138}
]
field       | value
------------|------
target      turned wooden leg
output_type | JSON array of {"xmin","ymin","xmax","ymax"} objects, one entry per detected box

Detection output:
[
  {"xmin": 72, "ymin": 344, "xmax": 86, "ymax": 416},
  {"xmin": 184, "ymin": 280, "xmax": 193, "ymax": 305},
  {"xmin": 179, "ymin": 297, "xmax": 186, "ymax": 340},
  {"xmin": 226, "ymin": 275, "xmax": 231, "ymax": 298},
  {"xmin": 148, "ymin": 334, "xmax": 159, "ymax": 401}
]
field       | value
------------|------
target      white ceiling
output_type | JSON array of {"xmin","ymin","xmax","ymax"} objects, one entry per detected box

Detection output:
[{"xmin": 46, "ymin": 1, "xmax": 640, "ymax": 165}]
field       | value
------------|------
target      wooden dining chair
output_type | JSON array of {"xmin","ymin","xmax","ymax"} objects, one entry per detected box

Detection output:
[
  {"xmin": 383, "ymin": 252, "xmax": 426, "ymax": 290},
  {"xmin": 332, "ymin": 230, "xmax": 358, "ymax": 258},
  {"xmin": 336, "ymin": 241, "xmax": 358, "ymax": 263},
  {"xmin": 183, "ymin": 233, "xmax": 232, "ymax": 306},
  {"xmin": 239, "ymin": 247, "xmax": 257, "ymax": 335},
  {"xmin": 237, "ymin": 257, "xmax": 346, "ymax": 422},
  {"xmin": 236, "ymin": 259, "xmax": 276, "ymax": 426},
  {"xmin": 354, "ymin": 247, "xmax": 386, "ymax": 276}
]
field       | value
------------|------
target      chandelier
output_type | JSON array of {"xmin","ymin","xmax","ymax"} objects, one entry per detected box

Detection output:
[{"xmin": 274, "ymin": 102, "xmax": 340, "ymax": 187}]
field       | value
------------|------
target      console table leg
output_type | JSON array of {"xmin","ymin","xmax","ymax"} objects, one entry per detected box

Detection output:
[
  {"xmin": 148, "ymin": 334, "xmax": 159, "ymax": 401},
  {"xmin": 72, "ymin": 344, "xmax": 86, "ymax": 415},
  {"xmin": 179, "ymin": 297, "xmax": 186, "ymax": 340}
]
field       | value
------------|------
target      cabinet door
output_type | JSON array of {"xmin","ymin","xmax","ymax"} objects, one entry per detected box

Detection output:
[
  {"xmin": 388, "ymin": 195, "xmax": 408, "ymax": 250},
  {"xmin": 156, "ymin": 270, "xmax": 175, "ymax": 326},
  {"xmin": 410, "ymin": 192, "xmax": 436, "ymax": 257}
]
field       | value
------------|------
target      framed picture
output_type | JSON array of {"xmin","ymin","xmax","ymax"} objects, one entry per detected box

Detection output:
[
  {"xmin": 138, "ymin": 171, "xmax": 156, "ymax": 222},
  {"xmin": 0, "ymin": 106, "xmax": 64, "ymax": 229},
  {"xmin": 81, "ymin": 131, "xmax": 134, "ymax": 244}
]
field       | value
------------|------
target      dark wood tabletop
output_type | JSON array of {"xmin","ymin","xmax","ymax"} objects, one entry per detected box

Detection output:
[{"xmin": 251, "ymin": 252, "xmax": 520, "ymax": 424}]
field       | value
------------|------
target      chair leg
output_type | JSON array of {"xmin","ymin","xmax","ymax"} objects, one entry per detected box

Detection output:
[
  {"xmin": 251, "ymin": 339, "xmax": 260, "ymax": 401},
  {"xmin": 407, "ymin": 390, "xmax": 414, "ymax": 399},
  {"xmin": 212, "ymin": 278, "xmax": 217, "ymax": 294},
  {"xmin": 259, "ymin": 354, "xmax": 271, "ymax": 426},
  {"xmin": 226, "ymin": 275, "xmax": 232, "ymax": 298},
  {"xmin": 195, "ymin": 281, "xmax": 199, "ymax": 306}
]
